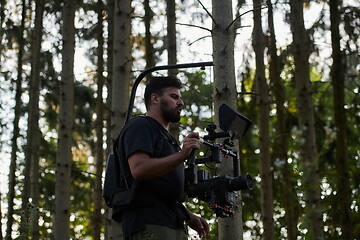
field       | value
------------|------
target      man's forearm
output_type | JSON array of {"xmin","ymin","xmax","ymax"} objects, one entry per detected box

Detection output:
[{"xmin": 128, "ymin": 151, "xmax": 186, "ymax": 180}]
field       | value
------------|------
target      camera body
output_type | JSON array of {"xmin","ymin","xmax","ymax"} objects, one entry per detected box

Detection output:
[{"xmin": 184, "ymin": 105, "xmax": 253, "ymax": 218}]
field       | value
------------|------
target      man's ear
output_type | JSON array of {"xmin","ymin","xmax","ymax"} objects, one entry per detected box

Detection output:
[{"xmin": 150, "ymin": 93, "xmax": 160, "ymax": 105}]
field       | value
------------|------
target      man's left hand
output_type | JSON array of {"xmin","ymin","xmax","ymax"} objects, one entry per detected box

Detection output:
[{"xmin": 186, "ymin": 212, "xmax": 210, "ymax": 238}]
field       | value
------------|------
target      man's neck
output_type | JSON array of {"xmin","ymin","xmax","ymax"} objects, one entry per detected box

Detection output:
[{"xmin": 146, "ymin": 112, "xmax": 169, "ymax": 130}]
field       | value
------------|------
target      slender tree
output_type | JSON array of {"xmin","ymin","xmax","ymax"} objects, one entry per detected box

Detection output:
[
  {"xmin": 7, "ymin": 0, "xmax": 26, "ymax": 238},
  {"xmin": 108, "ymin": 0, "xmax": 132, "ymax": 238},
  {"xmin": 266, "ymin": 0, "xmax": 298, "ymax": 239},
  {"xmin": 166, "ymin": 0, "xmax": 180, "ymax": 138},
  {"xmin": 0, "ymin": 192, "xmax": 2, "ymax": 240},
  {"xmin": 27, "ymin": 0, "xmax": 45, "ymax": 239},
  {"xmin": 252, "ymin": 0, "xmax": 274, "ymax": 239},
  {"xmin": 211, "ymin": 0, "xmax": 242, "ymax": 239},
  {"xmin": 111, "ymin": 0, "xmax": 131, "ymax": 136},
  {"xmin": 54, "ymin": 0, "xmax": 76, "ymax": 238},
  {"xmin": 289, "ymin": 0, "xmax": 323, "ymax": 238},
  {"xmin": 329, "ymin": 0, "xmax": 352, "ymax": 238},
  {"xmin": 144, "ymin": 0, "xmax": 155, "ymax": 70},
  {"xmin": 104, "ymin": 0, "xmax": 114, "ymax": 237},
  {"xmin": 92, "ymin": 1, "xmax": 105, "ymax": 239},
  {"xmin": 167, "ymin": 0, "xmax": 177, "ymax": 74}
]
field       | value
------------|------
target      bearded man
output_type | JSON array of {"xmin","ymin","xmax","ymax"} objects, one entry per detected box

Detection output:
[{"xmin": 114, "ymin": 76, "xmax": 209, "ymax": 240}]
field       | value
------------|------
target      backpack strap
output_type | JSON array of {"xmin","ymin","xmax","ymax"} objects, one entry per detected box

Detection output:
[{"xmin": 111, "ymin": 116, "xmax": 164, "ymax": 207}]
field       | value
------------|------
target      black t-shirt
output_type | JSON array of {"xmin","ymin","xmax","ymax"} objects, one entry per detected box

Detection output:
[{"xmin": 118, "ymin": 116, "xmax": 187, "ymax": 239}]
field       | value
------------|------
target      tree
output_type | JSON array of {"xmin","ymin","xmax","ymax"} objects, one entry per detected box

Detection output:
[
  {"xmin": 211, "ymin": 0, "xmax": 242, "ymax": 239},
  {"xmin": 252, "ymin": 0, "xmax": 274, "ymax": 239},
  {"xmin": 7, "ymin": 0, "xmax": 26, "ymax": 238},
  {"xmin": 108, "ymin": 0, "xmax": 132, "ymax": 238},
  {"xmin": 27, "ymin": 0, "xmax": 45, "ymax": 239},
  {"xmin": 167, "ymin": 0, "xmax": 177, "ymax": 75},
  {"xmin": 266, "ymin": 1, "xmax": 298, "ymax": 239},
  {"xmin": 166, "ymin": 0, "xmax": 180, "ymax": 138},
  {"xmin": 289, "ymin": 0, "xmax": 324, "ymax": 238},
  {"xmin": 92, "ymin": 1, "xmax": 105, "ymax": 239},
  {"xmin": 144, "ymin": 0, "xmax": 155, "ymax": 70},
  {"xmin": 54, "ymin": 0, "xmax": 76, "ymax": 238},
  {"xmin": 329, "ymin": 0, "xmax": 352, "ymax": 238},
  {"xmin": 104, "ymin": 0, "xmax": 114, "ymax": 237}
]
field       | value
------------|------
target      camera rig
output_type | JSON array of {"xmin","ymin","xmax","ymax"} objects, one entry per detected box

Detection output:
[{"xmin": 185, "ymin": 104, "xmax": 253, "ymax": 218}]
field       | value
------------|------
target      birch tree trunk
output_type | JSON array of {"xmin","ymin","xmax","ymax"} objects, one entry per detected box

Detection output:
[
  {"xmin": 329, "ymin": 0, "xmax": 352, "ymax": 238},
  {"xmin": 54, "ymin": 0, "xmax": 75, "ymax": 238},
  {"xmin": 266, "ymin": 1, "xmax": 298, "ymax": 239},
  {"xmin": 211, "ymin": 0, "xmax": 242, "ymax": 239},
  {"xmin": 27, "ymin": 1, "xmax": 44, "ymax": 239},
  {"xmin": 252, "ymin": 1, "xmax": 274, "ymax": 239},
  {"xmin": 8, "ymin": 0, "xmax": 26, "ymax": 238},
  {"xmin": 289, "ymin": 0, "xmax": 323, "ymax": 238},
  {"xmin": 93, "ymin": 1, "xmax": 105, "ymax": 239},
  {"xmin": 108, "ymin": 0, "xmax": 131, "ymax": 238}
]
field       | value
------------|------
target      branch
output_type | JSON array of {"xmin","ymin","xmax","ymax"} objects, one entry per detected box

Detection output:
[
  {"xmin": 176, "ymin": 22, "xmax": 212, "ymax": 33},
  {"xmin": 189, "ymin": 35, "xmax": 212, "ymax": 46},
  {"xmin": 227, "ymin": 5, "xmax": 268, "ymax": 31},
  {"xmin": 237, "ymin": 91, "xmax": 258, "ymax": 95},
  {"xmin": 197, "ymin": 0, "xmax": 217, "ymax": 25}
]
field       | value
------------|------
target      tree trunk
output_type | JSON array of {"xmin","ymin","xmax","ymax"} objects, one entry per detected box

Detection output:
[
  {"xmin": 329, "ymin": 0, "xmax": 352, "ymax": 238},
  {"xmin": 108, "ymin": 0, "xmax": 132, "ymax": 238},
  {"xmin": 252, "ymin": 1, "xmax": 274, "ymax": 239},
  {"xmin": 112, "ymin": 0, "xmax": 131, "ymax": 136},
  {"xmin": 289, "ymin": 0, "xmax": 323, "ymax": 238},
  {"xmin": 7, "ymin": 0, "xmax": 26, "ymax": 238},
  {"xmin": 54, "ymin": 0, "xmax": 75, "ymax": 238},
  {"xmin": 104, "ymin": 0, "xmax": 114, "ymax": 238},
  {"xmin": 211, "ymin": 0, "xmax": 242, "ymax": 239},
  {"xmin": 166, "ymin": 0, "xmax": 180, "ymax": 138},
  {"xmin": 92, "ymin": 1, "xmax": 105, "ymax": 239},
  {"xmin": 27, "ymin": 0, "xmax": 45, "ymax": 239},
  {"xmin": 167, "ymin": 0, "xmax": 177, "ymax": 75},
  {"xmin": 144, "ymin": 0, "xmax": 155, "ymax": 70},
  {"xmin": 266, "ymin": 1, "xmax": 298, "ymax": 239}
]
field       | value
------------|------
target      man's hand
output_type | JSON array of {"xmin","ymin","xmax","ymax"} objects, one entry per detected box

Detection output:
[
  {"xmin": 180, "ymin": 132, "xmax": 200, "ymax": 159},
  {"xmin": 186, "ymin": 211, "xmax": 210, "ymax": 238}
]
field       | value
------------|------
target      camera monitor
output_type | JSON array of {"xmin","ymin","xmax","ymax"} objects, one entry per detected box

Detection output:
[{"xmin": 219, "ymin": 104, "xmax": 252, "ymax": 141}]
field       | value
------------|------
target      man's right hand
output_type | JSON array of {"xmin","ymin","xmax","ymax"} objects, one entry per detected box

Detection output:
[{"xmin": 180, "ymin": 132, "xmax": 201, "ymax": 159}]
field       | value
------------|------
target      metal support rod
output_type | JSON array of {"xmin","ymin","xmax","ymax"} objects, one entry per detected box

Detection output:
[
  {"xmin": 233, "ymin": 153, "xmax": 239, "ymax": 177},
  {"xmin": 125, "ymin": 61, "xmax": 214, "ymax": 123}
]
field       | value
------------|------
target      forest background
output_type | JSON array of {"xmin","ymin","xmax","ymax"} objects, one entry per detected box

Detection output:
[{"xmin": 0, "ymin": 0, "xmax": 359, "ymax": 239}]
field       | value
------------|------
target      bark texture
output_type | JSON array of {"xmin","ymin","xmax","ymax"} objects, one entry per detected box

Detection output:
[
  {"xmin": 54, "ymin": 0, "xmax": 76, "ymax": 238},
  {"xmin": 289, "ymin": 0, "xmax": 323, "ymax": 238},
  {"xmin": 212, "ymin": 0, "xmax": 242, "ymax": 239}
]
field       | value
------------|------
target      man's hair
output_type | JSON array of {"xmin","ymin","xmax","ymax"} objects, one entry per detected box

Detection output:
[{"xmin": 144, "ymin": 76, "xmax": 183, "ymax": 109}]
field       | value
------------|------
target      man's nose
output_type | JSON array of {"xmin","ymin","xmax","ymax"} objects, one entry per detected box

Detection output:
[{"xmin": 178, "ymin": 98, "xmax": 184, "ymax": 106}]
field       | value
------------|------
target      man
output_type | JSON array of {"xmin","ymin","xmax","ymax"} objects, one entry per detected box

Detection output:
[{"xmin": 115, "ymin": 76, "xmax": 210, "ymax": 240}]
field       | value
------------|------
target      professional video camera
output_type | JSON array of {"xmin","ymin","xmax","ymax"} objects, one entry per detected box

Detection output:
[{"xmin": 184, "ymin": 104, "xmax": 253, "ymax": 218}]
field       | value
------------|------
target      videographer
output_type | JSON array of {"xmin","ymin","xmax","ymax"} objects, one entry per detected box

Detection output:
[{"xmin": 115, "ymin": 76, "xmax": 210, "ymax": 240}]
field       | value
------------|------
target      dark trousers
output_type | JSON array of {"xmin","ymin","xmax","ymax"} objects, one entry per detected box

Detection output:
[{"xmin": 129, "ymin": 224, "xmax": 188, "ymax": 240}]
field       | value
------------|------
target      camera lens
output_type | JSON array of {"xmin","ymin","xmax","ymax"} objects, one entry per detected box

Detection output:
[{"xmin": 228, "ymin": 173, "xmax": 253, "ymax": 191}]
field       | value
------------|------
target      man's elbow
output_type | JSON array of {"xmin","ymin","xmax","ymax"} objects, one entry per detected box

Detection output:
[{"xmin": 130, "ymin": 168, "xmax": 146, "ymax": 180}]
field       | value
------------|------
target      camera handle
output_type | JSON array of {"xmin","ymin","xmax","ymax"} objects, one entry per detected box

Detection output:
[{"xmin": 185, "ymin": 150, "xmax": 198, "ymax": 185}]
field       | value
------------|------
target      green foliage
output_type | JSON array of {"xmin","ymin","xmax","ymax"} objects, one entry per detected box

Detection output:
[{"xmin": 1, "ymin": 0, "xmax": 360, "ymax": 239}]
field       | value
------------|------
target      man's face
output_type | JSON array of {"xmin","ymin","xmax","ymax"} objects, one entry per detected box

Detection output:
[{"xmin": 159, "ymin": 87, "xmax": 184, "ymax": 123}]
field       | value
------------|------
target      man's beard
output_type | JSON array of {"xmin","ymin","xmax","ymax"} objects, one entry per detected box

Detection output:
[{"xmin": 160, "ymin": 99, "xmax": 181, "ymax": 123}]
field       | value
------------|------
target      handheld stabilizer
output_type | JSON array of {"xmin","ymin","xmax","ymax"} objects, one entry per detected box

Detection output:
[{"xmin": 184, "ymin": 104, "xmax": 253, "ymax": 218}]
